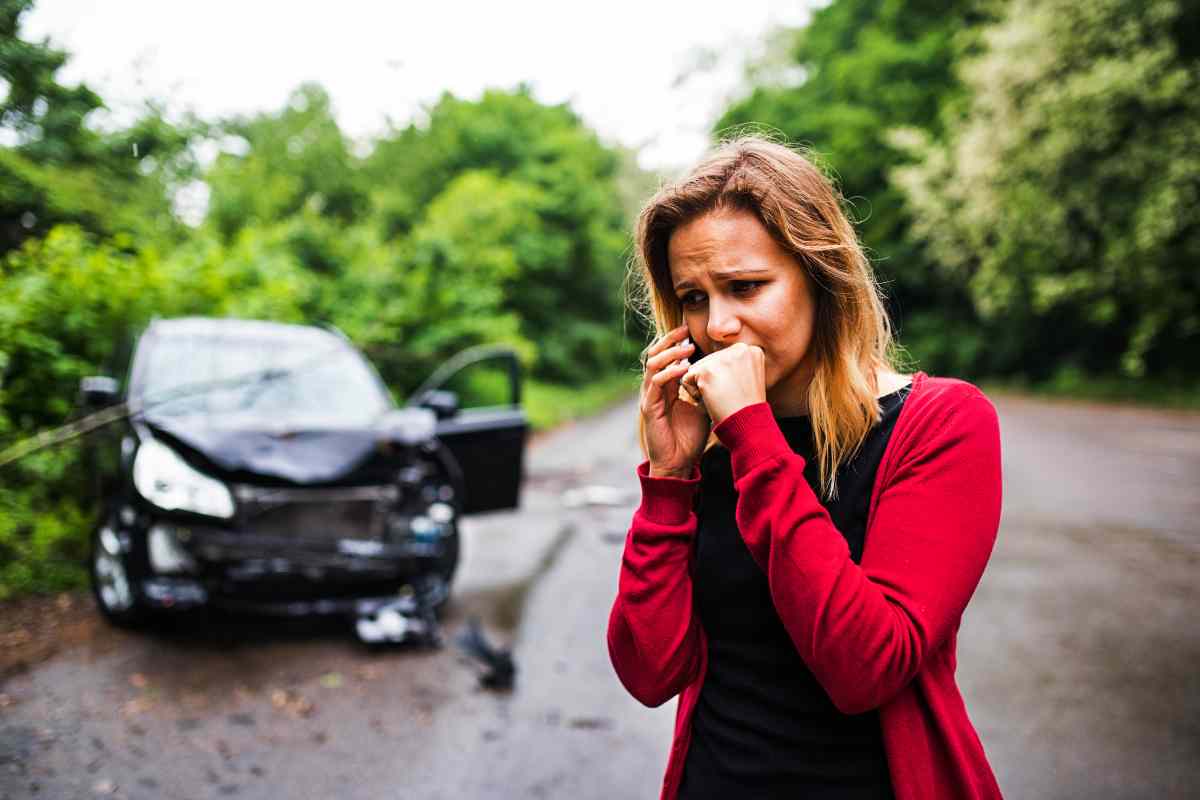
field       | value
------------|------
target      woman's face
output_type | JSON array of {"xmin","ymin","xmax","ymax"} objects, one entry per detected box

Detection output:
[{"xmin": 667, "ymin": 208, "xmax": 818, "ymax": 412}]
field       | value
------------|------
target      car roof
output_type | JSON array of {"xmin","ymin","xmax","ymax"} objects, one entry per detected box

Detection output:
[{"xmin": 146, "ymin": 317, "xmax": 346, "ymax": 347}]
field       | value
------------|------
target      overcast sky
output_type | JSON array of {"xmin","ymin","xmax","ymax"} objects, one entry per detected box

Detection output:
[{"xmin": 25, "ymin": 1, "xmax": 812, "ymax": 172}]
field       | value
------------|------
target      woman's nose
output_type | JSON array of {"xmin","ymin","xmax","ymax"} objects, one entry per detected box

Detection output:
[{"xmin": 706, "ymin": 299, "xmax": 741, "ymax": 343}]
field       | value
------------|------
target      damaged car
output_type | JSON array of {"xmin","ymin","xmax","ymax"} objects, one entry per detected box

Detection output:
[{"xmin": 78, "ymin": 317, "xmax": 527, "ymax": 643}]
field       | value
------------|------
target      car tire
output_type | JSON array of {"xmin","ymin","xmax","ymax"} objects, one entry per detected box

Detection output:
[
  {"xmin": 428, "ymin": 519, "xmax": 460, "ymax": 617},
  {"xmin": 422, "ymin": 441, "xmax": 464, "ymax": 617},
  {"xmin": 89, "ymin": 517, "xmax": 148, "ymax": 629}
]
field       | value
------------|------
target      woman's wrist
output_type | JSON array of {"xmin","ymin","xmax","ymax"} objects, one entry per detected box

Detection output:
[{"xmin": 648, "ymin": 463, "xmax": 696, "ymax": 480}]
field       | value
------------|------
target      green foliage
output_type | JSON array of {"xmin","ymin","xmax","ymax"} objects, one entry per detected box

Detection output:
[
  {"xmin": 890, "ymin": 0, "xmax": 1200, "ymax": 380},
  {"xmin": 205, "ymin": 84, "xmax": 367, "ymax": 241},
  {"xmin": 979, "ymin": 371, "xmax": 1200, "ymax": 411},
  {"xmin": 719, "ymin": 0, "xmax": 1198, "ymax": 386},
  {"xmin": 0, "ymin": 227, "xmax": 160, "ymax": 598},
  {"xmin": 0, "ymin": 0, "xmax": 199, "ymax": 253},
  {"xmin": 0, "ymin": 475, "xmax": 91, "ymax": 599},
  {"xmin": 201, "ymin": 85, "xmax": 636, "ymax": 384},
  {"xmin": 523, "ymin": 371, "xmax": 640, "ymax": 432},
  {"xmin": 0, "ymin": 0, "xmax": 103, "ymax": 162},
  {"xmin": 715, "ymin": 0, "xmax": 992, "ymax": 375},
  {"xmin": 365, "ymin": 88, "xmax": 636, "ymax": 381},
  {"xmin": 330, "ymin": 172, "xmax": 534, "ymax": 394},
  {"xmin": 1, "ymin": 228, "xmax": 163, "ymax": 431},
  {"xmin": 0, "ymin": 7, "xmax": 639, "ymax": 598}
]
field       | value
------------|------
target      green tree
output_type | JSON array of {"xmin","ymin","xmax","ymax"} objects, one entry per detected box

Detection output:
[
  {"xmin": 330, "ymin": 171, "xmax": 534, "ymax": 393},
  {"xmin": 0, "ymin": 0, "xmax": 196, "ymax": 253},
  {"xmin": 205, "ymin": 83, "xmax": 367, "ymax": 242},
  {"xmin": 716, "ymin": 0, "xmax": 993, "ymax": 374},
  {"xmin": 891, "ymin": 0, "xmax": 1200, "ymax": 381},
  {"xmin": 366, "ymin": 88, "xmax": 634, "ymax": 381},
  {"xmin": 200, "ymin": 85, "xmax": 636, "ymax": 384}
]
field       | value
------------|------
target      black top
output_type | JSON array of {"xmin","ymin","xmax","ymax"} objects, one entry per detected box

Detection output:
[{"xmin": 678, "ymin": 385, "xmax": 911, "ymax": 799}]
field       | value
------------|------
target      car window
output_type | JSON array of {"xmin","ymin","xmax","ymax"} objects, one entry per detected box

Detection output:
[{"xmin": 135, "ymin": 333, "xmax": 392, "ymax": 424}]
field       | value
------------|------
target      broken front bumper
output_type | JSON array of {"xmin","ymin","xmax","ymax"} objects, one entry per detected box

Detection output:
[{"xmin": 154, "ymin": 525, "xmax": 444, "ymax": 605}]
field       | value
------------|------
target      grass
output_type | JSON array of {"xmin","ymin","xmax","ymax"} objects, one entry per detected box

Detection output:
[
  {"xmin": 977, "ymin": 370, "xmax": 1200, "ymax": 412},
  {"xmin": 521, "ymin": 368, "xmax": 1200, "ymax": 433},
  {"xmin": 524, "ymin": 370, "xmax": 641, "ymax": 431}
]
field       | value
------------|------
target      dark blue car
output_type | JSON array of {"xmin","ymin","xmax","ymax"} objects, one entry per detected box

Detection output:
[{"xmin": 79, "ymin": 317, "xmax": 527, "ymax": 642}]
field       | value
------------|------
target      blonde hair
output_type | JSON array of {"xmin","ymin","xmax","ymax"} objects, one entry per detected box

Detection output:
[{"xmin": 629, "ymin": 136, "xmax": 910, "ymax": 501}]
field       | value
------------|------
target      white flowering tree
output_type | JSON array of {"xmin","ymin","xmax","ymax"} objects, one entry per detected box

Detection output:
[{"xmin": 891, "ymin": 0, "xmax": 1200, "ymax": 381}]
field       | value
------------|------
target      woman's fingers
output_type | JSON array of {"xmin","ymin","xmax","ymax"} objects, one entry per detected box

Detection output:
[
  {"xmin": 640, "ymin": 327, "xmax": 690, "ymax": 390},
  {"xmin": 645, "ymin": 340, "xmax": 693, "ymax": 373},
  {"xmin": 641, "ymin": 360, "xmax": 689, "ymax": 419},
  {"xmin": 650, "ymin": 360, "xmax": 690, "ymax": 387},
  {"xmin": 640, "ymin": 327, "xmax": 694, "ymax": 419},
  {"xmin": 641, "ymin": 325, "xmax": 689, "ymax": 363}
]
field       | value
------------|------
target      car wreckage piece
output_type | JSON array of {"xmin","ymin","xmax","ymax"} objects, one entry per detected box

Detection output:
[{"xmin": 79, "ymin": 318, "xmax": 527, "ymax": 646}]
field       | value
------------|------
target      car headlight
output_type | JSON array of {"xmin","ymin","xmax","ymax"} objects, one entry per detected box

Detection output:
[{"xmin": 133, "ymin": 438, "xmax": 235, "ymax": 519}]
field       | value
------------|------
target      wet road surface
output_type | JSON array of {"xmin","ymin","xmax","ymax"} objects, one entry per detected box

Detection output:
[
  {"xmin": 1, "ymin": 392, "xmax": 1198, "ymax": 799},
  {"xmin": 958, "ymin": 395, "xmax": 1200, "ymax": 799}
]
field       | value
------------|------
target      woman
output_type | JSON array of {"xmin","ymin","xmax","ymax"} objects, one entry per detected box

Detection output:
[{"xmin": 607, "ymin": 137, "xmax": 1004, "ymax": 800}]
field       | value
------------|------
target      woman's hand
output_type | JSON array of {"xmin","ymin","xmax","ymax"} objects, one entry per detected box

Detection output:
[
  {"xmin": 680, "ymin": 342, "xmax": 766, "ymax": 426},
  {"xmin": 640, "ymin": 325, "xmax": 711, "ymax": 478}
]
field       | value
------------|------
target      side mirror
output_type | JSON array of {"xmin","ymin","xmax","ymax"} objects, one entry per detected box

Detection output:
[
  {"xmin": 79, "ymin": 376, "xmax": 120, "ymax": 408},
  {"xmin": 415, "ymin": 389, "xmax": 459, "ymax": 420},
  {"xmin": 378, "ymin": 407, "xmax": 437, "ymax": 445}
]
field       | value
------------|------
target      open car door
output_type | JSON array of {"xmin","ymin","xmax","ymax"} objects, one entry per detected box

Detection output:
[{"xmin": 408, "ymin": 346, "xmax": 528, "ymax": 515}]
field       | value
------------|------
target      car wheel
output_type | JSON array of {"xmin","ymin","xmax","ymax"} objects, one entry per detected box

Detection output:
[
  {"xmin": 428, "ymin": 519, "xmax": 460, "ymax": 616},
  {"xmin": 90, "ymin": 519, "xmax": 147, "ymax": 628},
  {"xmin": 420, "ymin": 442, "xmax": 464, "ymax": 616}
]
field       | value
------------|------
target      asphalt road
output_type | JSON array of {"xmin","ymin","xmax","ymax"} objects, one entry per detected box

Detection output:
[{"xmin": 1, "ymin": 391, "xmax": 1197, "ymax": 799}]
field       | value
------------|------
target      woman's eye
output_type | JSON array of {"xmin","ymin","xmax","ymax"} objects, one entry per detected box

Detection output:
[
  {"xmin": 679, "ymin": 292, "xmax": 705, "ymax": 308},
  {"xmin": 731, "ymin": 280, "xmax": 763, "ymax": 295}
]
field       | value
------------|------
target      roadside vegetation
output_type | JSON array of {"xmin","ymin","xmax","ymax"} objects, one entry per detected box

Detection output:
[
  {"xmin": 2, "ymin": 0, "xmax": 1197, "ymax": 598},
  {"xmin": 719, "ymin": 0, "xmax": 1198, "ymax": 395},
  {"xmin": 525, "ymin": 372, "xmax": 641, "ymax": 432}
]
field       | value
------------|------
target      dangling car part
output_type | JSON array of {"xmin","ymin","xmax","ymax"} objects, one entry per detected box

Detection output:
[{"xmin": 78, "ymin": 317, "xmax": 527, "ymax": 645}]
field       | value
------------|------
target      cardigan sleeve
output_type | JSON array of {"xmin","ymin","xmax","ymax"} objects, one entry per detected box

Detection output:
[
  {"xmin": 713, "ymin": 390, "xmax": 1002, "ymax": 715},
  {"xmin": 606, "ymin": 461, "xmax": 706, "ymax": 708}
]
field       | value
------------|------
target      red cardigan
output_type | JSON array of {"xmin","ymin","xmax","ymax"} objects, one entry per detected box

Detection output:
[{"xmin": 607, "ymin": 371, "xmax": 1004, "ymax": 799}]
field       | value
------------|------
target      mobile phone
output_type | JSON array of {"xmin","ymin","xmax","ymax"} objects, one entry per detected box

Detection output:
[{"xmin": 678, "ymin": 341, "xmax": 707, "ymax": 409}]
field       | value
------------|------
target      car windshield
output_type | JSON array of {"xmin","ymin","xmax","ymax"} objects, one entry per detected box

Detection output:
[{"xmin": 135, "ymin": 331, "xmax": 392, "ymax": 425}]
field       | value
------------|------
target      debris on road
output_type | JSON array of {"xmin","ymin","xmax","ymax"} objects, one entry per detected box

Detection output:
[
  {"xmin": 455, "ymin": 618, "xmax": 516, "ymax": 690},
  {"xmin": 567, "ymin": 716, "xmax": 614, "ymax": 731},
  {"xmin": 270, "ymin": 689, "xmax": 314, "ymax": 718},
  {"xmin": 561, "ymin": 485, "xmax": 628, "ymax": 508},
  {"xmin": 353, "ymin": 587, "xmax": 441, "ymax": 647}
]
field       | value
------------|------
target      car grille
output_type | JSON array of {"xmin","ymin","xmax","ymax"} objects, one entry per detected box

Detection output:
[{"xmin": 231, "ymin": 485, "xmax": 398, "ymax": 542}]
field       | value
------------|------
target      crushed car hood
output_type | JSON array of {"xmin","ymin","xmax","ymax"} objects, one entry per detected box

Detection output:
[{"xmin": 145, "ymin": 414, "xmax": 387, "ymax": 485}]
